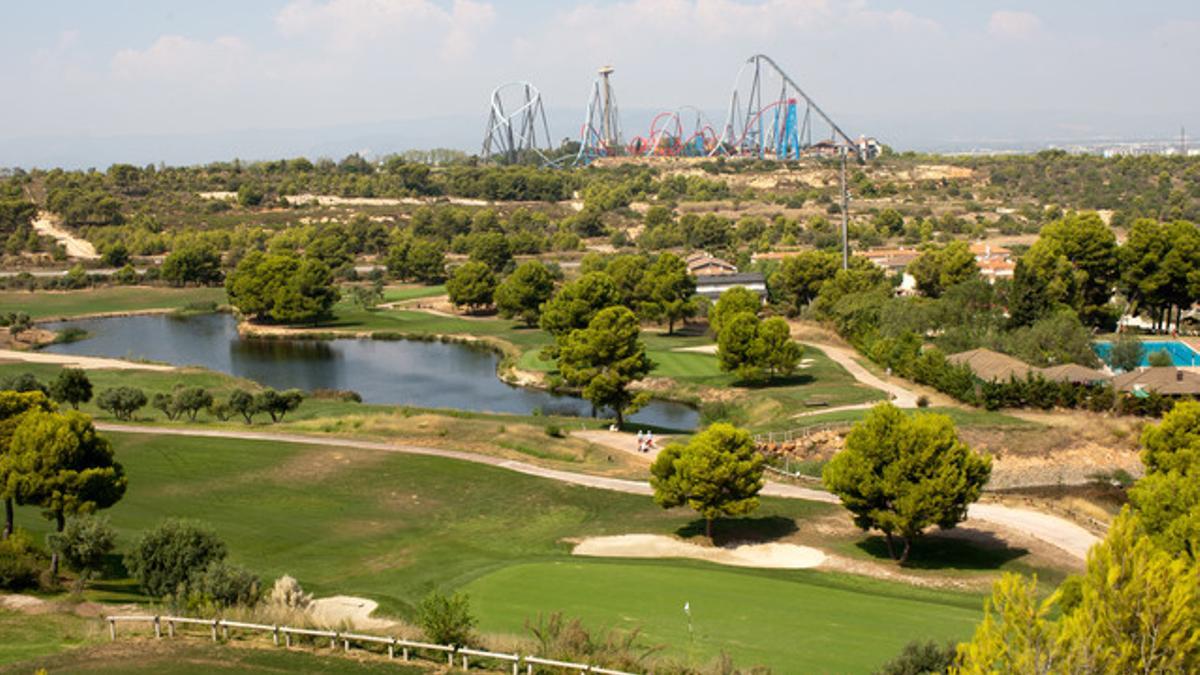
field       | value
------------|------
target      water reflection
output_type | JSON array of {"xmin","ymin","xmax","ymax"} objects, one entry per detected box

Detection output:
[{"xmin": 44, "ymin": 313, "xmax": 697, "ymax": 429}]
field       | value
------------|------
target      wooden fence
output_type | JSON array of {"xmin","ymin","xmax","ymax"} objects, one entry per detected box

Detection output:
[{"xmin": 106, "ymin": 615, "xmax": 639, "ymax": 674}]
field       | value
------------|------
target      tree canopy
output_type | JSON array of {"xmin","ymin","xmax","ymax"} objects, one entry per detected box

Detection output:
[
  {"xmin": 446, "ymin": 261, "xmax": 496, "ymax": 313},
  {"xmin": 822, "ymin": 403, "xmax": 991, "ymax": 563},
  {"xmin": 650, "ymin": 423, "xmax": 765, "ymax": 539},
  {"xmin": 539, "ymin": 272, "xmax": 620, "ymax": 342},
  {"xmin": 556, "ymin": 306, "xmax": 651, "ymax": 427},
  {"xmin": 907, "ymin": 241, "xmax": 979, "ymax": 298},
  {"xmin": 225, "ymin": 251, "xmax": 339, "ymax": 325},
  {"xmin": 494, "ymin": 260, "xmax": 556, "ymax": 326}
]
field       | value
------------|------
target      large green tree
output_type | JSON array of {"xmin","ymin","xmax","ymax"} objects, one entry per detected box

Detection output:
[
  {"xmin": 225, "ymin": 251, "xmax": 339, "ymax": 325},
  {"xmin": 716, "ymin": 312, "xmax": 802, "ymax": 382},
  {"xmin": 650, "ymin": 423, "xmax": 765, "ymax": 539},
  {"xmin": 1012, "ymin": 212, "xmax": 1118, "ymax": 327},
  {"xmin": 0, "ymin": 391, "xmax": 56, "ymax": 538},
  {"xmin": 556, "ymin": 306, "xmax": 651, "ymax": 428},
  {"xmin": 494, "ymin": 260, "xmax": 555, "ymax": 326},
  {"xmin": 7, "ymin": 410, "xmax": 127, "ymax": 574},
  {"xmin": 539, "ymin": 272, "xmax": 620, "ymax": 342},
  {"xmin": 822, "ymin": 403, "xmax": 991, "ymax": 563},
  {"xmin": 1128, "ymin": 401, "xmax": 1200, "ymax": 559},
  {"xmin": 49, "ymin": 368, "xmax": 92, "ymax": 410},
  {"xmin": 907, "ymin": 241, "xmax": 979, "ymax": 298},
  {"xmin": 708, "ymin": 286, "xmax": 761, "ymax": 336},
  {"xmin": 445, "ymin": 261, "xmax": 496, "ymax": 313},
  {"xmin": 637, "ymin": 252, "xmax": 697, "ymax": 334},
  {"xmin": 770, "ymin": 250, "xmax": 841, "ymax": 316},
  {"xmin": 1120, "ymin": 219, "xmax": 1200, "ymax": 332},
  {"xmin": 161, "ymin": 243, "xmax": 223, "ymax": 287}
]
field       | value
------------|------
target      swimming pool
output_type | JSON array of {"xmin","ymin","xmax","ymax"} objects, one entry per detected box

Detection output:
[{"xmin": 1094, "ymin": 340, "xmax": 1200, "ymax": 367}]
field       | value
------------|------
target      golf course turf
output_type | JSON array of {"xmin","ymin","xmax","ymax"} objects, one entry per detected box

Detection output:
[{"xmin": 8, "ymin": 431, "xmax": 987, "ymax": 672}]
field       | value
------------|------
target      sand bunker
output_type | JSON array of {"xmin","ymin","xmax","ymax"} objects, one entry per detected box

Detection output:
[
  {"xmin": 309, "ymin": 595, "xmax": 394, "ymax": 630},
  {"xmin": 573, "ymin": 534, "xmax": 825, "ymax": 569}
]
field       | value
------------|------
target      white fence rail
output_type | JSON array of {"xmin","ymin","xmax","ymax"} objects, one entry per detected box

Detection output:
[{"xmin": 106, "ymin": 615, "xmax": 638, "ymax": 674}]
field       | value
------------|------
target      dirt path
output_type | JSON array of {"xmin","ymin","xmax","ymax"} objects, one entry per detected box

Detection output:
[
  {"xmin": 803, "ymin": 340, "xmax": 920, "ymax": 408},
  {"xmin": 32, "ymin": 211, "xmax": 99, "ymax": 260},
  {"xmin": 96, "ymin": 423, "xmax": 1100, "ymax": 560},
  {"xmin": 0, "ymin": 349, "xmax": 173, "ymax": 371}
]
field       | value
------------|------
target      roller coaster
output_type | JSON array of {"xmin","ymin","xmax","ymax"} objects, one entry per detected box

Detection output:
[{"xmin": 481, "ymin": 54, "xmax": 872, "ymax": 166}]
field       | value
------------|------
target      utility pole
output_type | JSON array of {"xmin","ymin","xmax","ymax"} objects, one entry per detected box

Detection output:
[{"xmin": 840, "ymin": 148, "xmax": 849, "ymax": 270}]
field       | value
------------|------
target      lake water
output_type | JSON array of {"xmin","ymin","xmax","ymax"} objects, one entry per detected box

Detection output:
[
  {"xmin": 1093, "ymin": 340, "xmax": 1200, "ymax": 368},
  {"xmin": 42, "ymin": 313, "xmax": 698, "ymax": 430}
]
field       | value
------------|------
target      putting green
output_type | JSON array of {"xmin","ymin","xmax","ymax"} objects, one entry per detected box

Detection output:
[{"xmin": 462, "ymin": 560, "xmax": 981, "ymax": 673}]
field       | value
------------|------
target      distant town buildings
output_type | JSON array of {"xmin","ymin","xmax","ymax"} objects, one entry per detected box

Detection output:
[{"xmin": 686, "ymin": 252, "xmax": 738, "ymax": 277}]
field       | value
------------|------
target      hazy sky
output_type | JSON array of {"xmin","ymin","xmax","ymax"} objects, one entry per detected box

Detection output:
[{"xmin": 2, "ymin": 1, "xmax": 1199, "ymax": 165}]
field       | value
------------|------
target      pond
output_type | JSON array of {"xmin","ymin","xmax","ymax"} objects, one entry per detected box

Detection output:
[{"xmin": 42, "ymin": 313, "xmax": 698, "ymax": 430}]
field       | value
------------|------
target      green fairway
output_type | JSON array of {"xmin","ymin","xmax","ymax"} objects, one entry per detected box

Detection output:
[
  {"xmin": 463, "ymin": 560, "xmax": 982, "ymax": 673},
  {"xmin": 0, "ymin": 286, "xmax": 227, "ymax": 320},
  {"xmin": 6, "ymin": 432, "xmax": 996, "ymax": 671}
]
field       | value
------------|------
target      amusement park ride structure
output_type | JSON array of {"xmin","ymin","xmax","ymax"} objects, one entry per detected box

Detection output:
[{"xmin": 481, "ymin": 54, "xmax": 876, "ymax": 167}]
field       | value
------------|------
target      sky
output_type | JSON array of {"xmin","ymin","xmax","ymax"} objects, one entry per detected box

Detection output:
[{"xmin": 2, "ymin": 1, "xmax": 1199, "ymax": 167}]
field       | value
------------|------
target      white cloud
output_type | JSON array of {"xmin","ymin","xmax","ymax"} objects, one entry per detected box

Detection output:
[
  {"xmin": 276, "ymin": 0, "xmax": 495, "ymax": 60},
  {"xmin": 112, "ymin": 35, "xmax": 252, "ymax": 84},
  {"xmin": 987, "ymin": 10, "xmax": 1042, "ymax": 40}
]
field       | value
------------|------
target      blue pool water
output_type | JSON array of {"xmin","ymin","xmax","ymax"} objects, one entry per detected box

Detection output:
[{"xmin": 1094, "ymin": 340, "xmax": 1200, "ymax": 368}]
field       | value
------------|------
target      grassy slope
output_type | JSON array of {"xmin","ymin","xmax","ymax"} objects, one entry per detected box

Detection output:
[
  {"xmin": 464, "ymin": 561, "xmax": 981, "ymax": 673},
  {"xmin": 8, "ymin": 432, "xmax": 993, "ymax": 672},
  {"xmin": 1, "ymin": 287, "xmax": 228, "ymax": 320}
]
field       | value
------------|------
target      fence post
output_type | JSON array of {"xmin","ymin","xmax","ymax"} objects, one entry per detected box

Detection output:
[
  {"xmin": 153, "ymin": 616, "xmax": 161, "ymax": 639},
  {"xmin": 285, "ymin": 630, "xmax": 292, "ymax": 648},
  {"xmin": 211, "ymin": 619, "xmax": 218, "ymax": 642},
  {"xmin": 222, "ymin": 622, "xmax": 229, "ymax": 640},
  {"xmin": 462, "ymin": 654, "xmax": 469, "ymax": 669},
  {"xmin": 387, "ymin": 638, "xmax": 395, "ymax": 660},
  {"xmin": 330, "ymin": 633, "xmax": 337, "ymax": 650},
  {"xmin": 527, "ymin": 662, "xmax": 533, "ymax": 675},
  {"xmin": 448, "ymin": 650, "xmax": 454, "ymax": 666},
  {"xmin": 272, "ymin": 626, "xmax": 279, "ymax": 646},
  {"xmin": 343, "ymin": 637, "xmax": 350, "ymax": 652},
  {"xmin": 108, "ymin": 618, "xmax": 116, "ymax": 641},
  {"xmin": 512, "ymin": 658, "xmax": 519, "ymax": 675},
  {"xmin": 168, "ymin": 619, "xmax": 175, "ymax": 638}
]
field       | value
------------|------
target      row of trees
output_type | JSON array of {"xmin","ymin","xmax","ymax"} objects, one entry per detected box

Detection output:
[
  {"xmin": 710, "ymin": 287, "xmax": 802, "ymax": 382},
  {"xmin": 99, "ymin": 385, "xmax": 304, "ymax": 424}
]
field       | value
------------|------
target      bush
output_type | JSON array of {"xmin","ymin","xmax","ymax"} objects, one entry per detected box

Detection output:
[
  {"xmin": 874, "ymin": 639, "xmax": 957, "ymax": 675},
  {"xmin": 0, "ymin": 372, "xmax": 47, "ymax": 395},
  {"xmin": 416, "ymin": 591, "xmax": 476, "ymax": 647},
  {"xmin": 0, "ymin": 530, "xmax": 45, "ymax": 591},
  {"xmin": 544, "ymin": 424, "xmax": 563, "ymax": 438},
  {"xmin": 126, "ymin": 519, "xmax": 228, "ymax": 599},
  {"xmin": 46, "ymin": 515, "xmax": 116, "ymax": 590},
  {"xmin": 527, "ymin": 612, "xmax": 660, "ymax": 673},
  {"xmin": 916, "ymin": 395, "xmax": 930, "ymax": 408},
  {"xmin": 96, "ymin": 386, "xmax": 147, "ymax": 421},
  {"xmin": 268, "ymin": 575, "xmax": 312, "ymax": 610},
  {"xmin": 49, "ymin": 367, "xmax": 92, "ymax": 409},
  {"xmin": 193, "ymin": 560, "xmax": 260, "ymax": 607}
]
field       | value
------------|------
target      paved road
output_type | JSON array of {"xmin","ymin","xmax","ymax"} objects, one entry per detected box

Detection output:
[{"xmin": 96, "ymin": 423, "xmax": 1100, "ymax": 560}]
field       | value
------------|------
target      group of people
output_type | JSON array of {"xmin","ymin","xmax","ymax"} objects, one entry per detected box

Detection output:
[{"xmin": 636, "ymin": 430, "xmax": 656, "ymax": 454}]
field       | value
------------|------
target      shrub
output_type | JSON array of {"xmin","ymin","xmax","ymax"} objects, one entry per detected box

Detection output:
[
  {"xmin": 416, "ymin": 591, "xmax": 476, "ymax": 647},
  {"xmin": 254, "ymin": 388, "xmax": 303, "ymax": 423},
  {"xmin": 268, "ymin": 575, "xmax": 312, "ymax": 610},
  {"xmin": 874, "ymin": 639, "xmax": 957, "ymax": 675},
  {"xmin": 49, "ymin": 368, "xmax": 92, "ymax": 409},
  {"xmin": 544, "ymin": 424, "xmax": 563, "ymax": 438},
  {"xmin": 0, "ymin": 530, "xmax": 45, "ymax": 590},
  {"xmin": 526, "ymin": 612, "xmax": 660, "ymax": 673},
  {"xmin": 916, "ymin": 395, "xmax": 930, "ymax": 408},
  {"xmin": 96, "ymin": 386, "xmax": 147, "ymax": 421},
  {"xmin": 126, "ymin": 519, "xmax": 228, "ymax": 598},
  {"xmin": 193, "ymin": 560, "xmax": 260, "ymax": 607},
  {"xmin": 0, "ymin": 372, "xmax": 47, "ymax": 395},
  {"xmin": 46, "ymin": 515, "xmax": 116, "ymax": 590}
]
